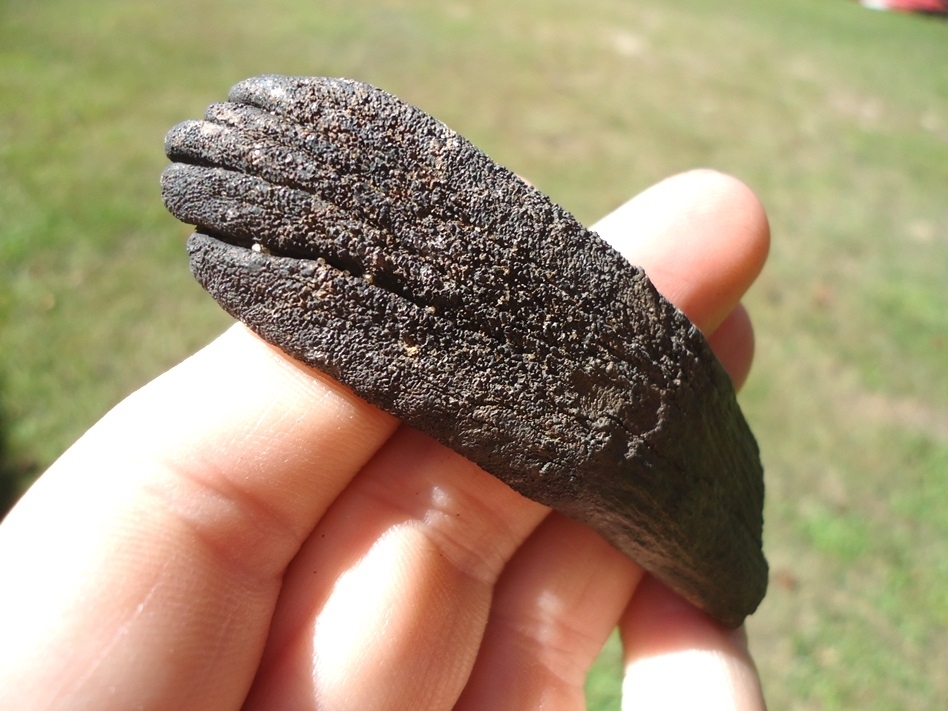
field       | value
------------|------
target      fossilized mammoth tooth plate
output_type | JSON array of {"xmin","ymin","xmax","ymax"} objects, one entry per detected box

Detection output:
[{"xmin": 161, "ymin": 75, "xmax": 767, "ymax": 627}]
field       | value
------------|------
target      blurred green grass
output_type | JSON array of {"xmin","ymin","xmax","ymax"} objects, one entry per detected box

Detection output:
[{"xmin": 2, "ymin": 0, "xmax": 946, "ymax": 708}]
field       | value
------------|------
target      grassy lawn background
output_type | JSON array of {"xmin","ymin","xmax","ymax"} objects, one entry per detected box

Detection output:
[{"xmin": 2, "ymin": 0, "xmax": 946, "ymax": 708}]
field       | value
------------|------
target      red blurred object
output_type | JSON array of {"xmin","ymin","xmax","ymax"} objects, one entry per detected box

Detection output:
[{"xmin": 860, "ymin": 0, "xmax": 948, "ymax": 15}]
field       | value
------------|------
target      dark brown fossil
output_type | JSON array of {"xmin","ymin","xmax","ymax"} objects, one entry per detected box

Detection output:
[{"xmin": 161, "ymin": 75, "xmax": 767, "ymax": 627}]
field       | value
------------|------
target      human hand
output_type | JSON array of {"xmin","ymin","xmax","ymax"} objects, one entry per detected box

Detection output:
[{"xmin": 0, "ymin": 169, "xmax": 769, "ymax": 710}]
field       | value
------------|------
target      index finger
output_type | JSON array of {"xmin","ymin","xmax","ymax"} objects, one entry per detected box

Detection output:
[{"xmin": 0, "ymin": 327, "xmax": 401, "ymax": 709}]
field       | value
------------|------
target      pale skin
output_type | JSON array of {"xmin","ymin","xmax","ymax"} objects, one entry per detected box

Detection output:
[{"xmin": 0, "ymin": 169, "xmax": 770, "ymax": 710}]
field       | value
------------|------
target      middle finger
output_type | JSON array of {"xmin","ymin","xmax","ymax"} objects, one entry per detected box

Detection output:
[{"xmin": 243, "ymin": 425, "xmax": 548, "ymax": 709}]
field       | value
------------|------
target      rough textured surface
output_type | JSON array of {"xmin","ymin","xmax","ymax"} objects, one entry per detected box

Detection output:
[{"xmin": 161, "ymin": 75, "xmax": 767, "ymax": 627}]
